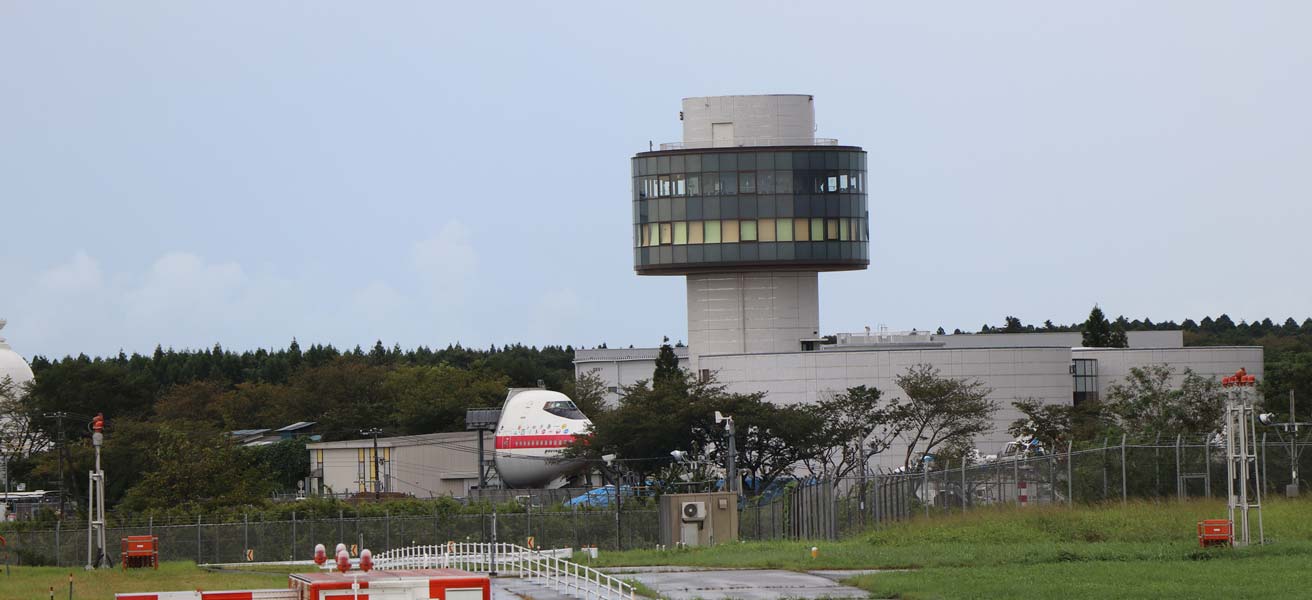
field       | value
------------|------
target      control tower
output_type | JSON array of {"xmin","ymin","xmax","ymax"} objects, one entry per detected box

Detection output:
[{"xmin": 632, "ymin": 95, "xmax": 869, "ymax": 365}]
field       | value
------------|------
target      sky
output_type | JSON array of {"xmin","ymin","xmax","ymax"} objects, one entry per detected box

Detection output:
[{"xmin": 2, "ymin": 2, "xmax": 1310, "ymax": 359}]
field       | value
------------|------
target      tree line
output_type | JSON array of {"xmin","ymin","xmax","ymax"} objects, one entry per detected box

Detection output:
[
  {"xmin": 3, "ymin": 305, "xmax": 1309, "ymax": 517},
  {"xmin": 1, "ymin": 341, "xmax": 581, "ymax": 515}
]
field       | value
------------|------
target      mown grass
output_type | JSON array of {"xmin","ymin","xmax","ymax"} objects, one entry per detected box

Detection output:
[
  {"xmin": 595, "ymin": 498, "xmax": 1312, "ymax": 599},
  {"xmin": 0, "ymin": 561, "xmax": 292, "ymax": 600}
]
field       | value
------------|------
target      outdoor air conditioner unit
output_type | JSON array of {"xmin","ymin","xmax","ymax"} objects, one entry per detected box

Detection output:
[{"xmin": 681, "ymin": 501, "xmax": 707, "ymax": 522}]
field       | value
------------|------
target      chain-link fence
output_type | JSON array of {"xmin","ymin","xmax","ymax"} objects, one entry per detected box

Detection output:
[
  {"xmin": 6, "ymin": 435, "xmax": 1309, "ymax": 561},
  {"xmin": 743, "ymin": 434, "xmax": 1312, "ymax": 541},
  {"xmin": 2, "ymin": 506, "xmax": 660, "ymax": 567}
]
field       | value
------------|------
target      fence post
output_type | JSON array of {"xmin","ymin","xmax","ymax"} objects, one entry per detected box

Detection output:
[
  {"xmin": 1120, "ymin": 434, "xmax": 1128, "ymax": 505},
  {"xmin": 386, "ymin": 510, "xmax": 391, "ymax": 552},
  {"xmin": 291, "ymin": 511, "xmax": 297, "ymax": 561},
  {"xmin": 1175, "ymin": 434, "xmax": 1183, "ymax": 500},
  {"xmin": 1066, "ymin": 441, "xmax": 1073, "ymax": 506},
  {"xmin": 196, "ymin": 514, "xmax": 202, "ymax": 565},
  {"xmin": 1154, "ymin": 433, "xmax": 1161, "ymax": 500},
  {"xmin": 1101, "ymin": 437, "xmax": 1109, "ymax": 500},
  {"xmin": 1012, "ymin": 454, "xmax": 1020, "ymax": 508},
  {"xmin": 961, "ymin": 462, "xmax": 967, "ymax": 510},
  {"xmin": 54, "ymin": 520, "xmax": 61, "ymax": 567},
  {"xmin": 1206, "ymin": 431, "xmax": 1215, "ymax": 498},
  {"xmin": 244, "ymin": 513, "xmax": 249, "ymax": 560},
  {"xmin": 942, "ymin": 460, "xmax": 949, "ymax": 513},
  {"xmin": 1261, "ymin": 433, "xmax": 1268, "ymax": 496}
]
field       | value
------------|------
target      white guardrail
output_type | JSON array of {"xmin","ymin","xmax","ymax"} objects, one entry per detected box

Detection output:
[{"xmin": 374, "ymin": 542, "xmax": 635, "ymax": 600}]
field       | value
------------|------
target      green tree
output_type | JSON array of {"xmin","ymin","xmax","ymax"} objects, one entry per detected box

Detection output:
[
  {"xmin": 885, "ymin": 364, "xmax": 997, "ymax": 468},
  {"xmin": 119, "ymin": 423, "xmax": 272, "ymax": 512},
  {"xmin": 1081, "ymin": 305, "xmax": 1122, "ymax": 347},
  {"xmin": 801, "ymin": 385, "xmax": 893, "ymax": 479},
  {"xmin": 700, "ymin": 392, "xmax": 821, "ymax": 492},
  {"xmin": 1003, "ymin": 316, "xmax": 1024, "ymax": 333},
  {"xmin": 652, "ymin": 337, "xmax": 682, "ymax": 389},
  {"xmin": 243, "ymin": 437, "xmax": 311, "ymax": 493},
  {"xmin": 1104, "ymin": 365, "xmax": 1223, "ymax": 438},
  {"xmin": 382, "ymin": 364, "xmax": 507, "ymax": 434},
  {"xmin": 153, "ymin": 380, "xmax": 227, "ymax": 425},
  {"xmin": 562, "ymin": 368, "xmax": 609, "ymax": 418}
]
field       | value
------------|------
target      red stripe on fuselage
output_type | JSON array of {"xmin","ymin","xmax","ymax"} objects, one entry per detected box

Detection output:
[{"xmin": 495, "ymin": 434, "xmax": 578, "ymax": 449}]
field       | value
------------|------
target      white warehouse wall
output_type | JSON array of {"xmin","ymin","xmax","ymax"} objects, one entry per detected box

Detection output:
[{"xmin": 698, "ymin": 346, "xmax": 1075, "ymax": 466}]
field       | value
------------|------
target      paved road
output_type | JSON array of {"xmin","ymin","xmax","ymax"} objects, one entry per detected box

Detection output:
[{"xmin": 621, "ymin": 569, "xmax": 872, "ymax": 600}]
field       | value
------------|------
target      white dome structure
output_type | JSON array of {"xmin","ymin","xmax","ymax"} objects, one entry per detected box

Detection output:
[{"xmin": 0, "ymin": 319, "xmax": 35, "ymax": 391}]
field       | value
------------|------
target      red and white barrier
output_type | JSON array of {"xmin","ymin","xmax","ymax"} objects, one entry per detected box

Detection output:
[{"xmin": 116, "ymin": 590, "xmax": 296, "ymax": 600}]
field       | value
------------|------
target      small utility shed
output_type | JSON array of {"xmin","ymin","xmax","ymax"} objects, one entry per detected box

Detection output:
[{"xmin": 307, "ymin": 431, "xmax": 493, "ymax": 498}]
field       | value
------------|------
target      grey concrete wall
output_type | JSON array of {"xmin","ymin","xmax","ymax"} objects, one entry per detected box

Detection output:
[
  {"xmin": 681, "ymin": 95, "xmax": 815, "ymax": 147},
  {"xmin": 686, "ymin": 271, "xmax": 819, "ymax": 365}
]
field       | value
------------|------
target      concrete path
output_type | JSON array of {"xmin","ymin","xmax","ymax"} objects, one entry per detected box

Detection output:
[
  {"xmin": 623, "ymin": 569, "xmax": 871, "ymax": 600},
  {"xmin": 493, "ymin": 577, "xmax": 579, "ymax": 600}
]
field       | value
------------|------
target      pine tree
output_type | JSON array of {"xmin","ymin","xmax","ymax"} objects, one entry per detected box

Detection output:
[
  {"xmin": 653, "ymin": 336, "xmax": 682, "ymax": 389},
  {"xmin": 1081, "ymin": 305, "xmax": 1114, "ymax": 347}
]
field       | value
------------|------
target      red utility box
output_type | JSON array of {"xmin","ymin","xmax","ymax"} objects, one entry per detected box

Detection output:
[
  {"xmin": 121, "ymin": 535, "xmax": 160, "ymax": 570},
  {"xmin": 1197, "ymin": 519, "xmax": 1232, "ymax": 547}
]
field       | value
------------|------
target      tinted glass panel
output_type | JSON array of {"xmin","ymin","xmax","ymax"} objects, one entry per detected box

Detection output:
[
  {"xmin": 705, "ymin": 220, "xmax": 722, "ymax": 243},
  {"xmin": 776, "ymin": 218, "xmax": 793, "ymax": 241},
  {"xmin": 740, "ymin": 219, "xmax": 757, "ymax": 241},
  {"xmin": 722, "ymin": 219, "xmax": 740, "ymax": 242}
]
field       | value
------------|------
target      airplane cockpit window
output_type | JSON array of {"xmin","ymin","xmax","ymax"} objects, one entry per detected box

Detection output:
[{"xmin": 544, "ymin": 400, "xmax": 586, "ymax": 420}]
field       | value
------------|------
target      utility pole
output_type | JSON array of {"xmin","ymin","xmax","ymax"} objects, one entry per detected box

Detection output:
[
  {"xmin": 43, "ymin": 412, "xmax": 71, "ymax": 518},
  {"xmin": 1291, "ymin": 390, "xmax": 1299, "ymax": 494},
  {"xmin": 361, "ymin": 429, "xmax": 384, "ymax": 500}
]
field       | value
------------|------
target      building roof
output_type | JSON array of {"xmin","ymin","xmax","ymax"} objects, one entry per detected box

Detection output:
[
  {"xmin": 229, "ymin": 429, "xmax": 271, "ymax": 437},
  {"xmin": 306, "ymin": 430, "xmax": 488, "ymax": 451},
  {"xmin": 276, "ymin": 421, "xmax": 317, "ymax": 432}
]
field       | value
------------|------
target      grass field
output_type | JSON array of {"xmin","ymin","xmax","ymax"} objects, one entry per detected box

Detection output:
[
  {"xmin": 0, "ymin": 562, "xmax": 291, "ymax": 600},
  {"xmin": 594, "ymin": 497, "xmax": 1312, "ymax": 599}
]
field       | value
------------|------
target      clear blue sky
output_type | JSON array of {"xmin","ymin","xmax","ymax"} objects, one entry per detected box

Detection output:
[{"xmin": 2, "ymin": 2, "xmax": 1309, "ymax": 358}]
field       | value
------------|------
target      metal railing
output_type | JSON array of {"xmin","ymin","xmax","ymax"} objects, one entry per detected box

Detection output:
[
  {"xmin": 374, "ymin": 542, "xmax": 634, "ymax": 600},
  {"xmin": 659, "ymin": 137, "xmax": 839, "ymax": 150}
]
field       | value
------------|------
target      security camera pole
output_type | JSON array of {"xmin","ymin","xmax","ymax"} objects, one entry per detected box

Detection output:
[
  {"xmin": 1258, "ymin": 390, "xmax": 1308, "ymax": 497},
  {"xmin": 714, "ymin": 412, "xmax": 738, "ymax": 496}
]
